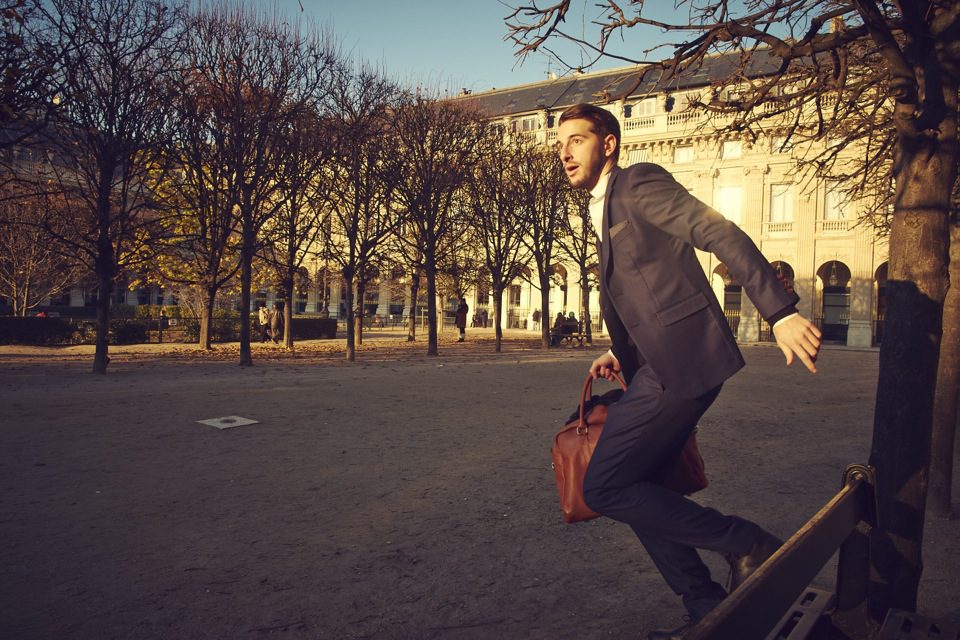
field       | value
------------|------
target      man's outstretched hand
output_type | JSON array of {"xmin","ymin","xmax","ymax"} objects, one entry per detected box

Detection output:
[{"xmin": 773, "ymin": 314, "xmax": 822, "ymax": 373}]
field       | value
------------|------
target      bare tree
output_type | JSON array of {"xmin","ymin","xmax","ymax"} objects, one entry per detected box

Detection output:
[
  {"xmin": 465, "ymin": 131, "xmax": 532, "ymax": 351},
  {"xmin": 507, "ymin": 0, "xmax": 958, "ymax": 623},
  {"xmin": 387, "ymin": 232, "xmax": 425, "ymax": 343},
  {"xmin": 515, "ymin": 139, "xmax": 570, "ymax": 349},
  {"xmin": 387, "ymin": 92, "xmax": 486, "ymax": 356},
  {"xmin": 187, "ymin": 3, "xmax": 335, "ymax": 366},
  {"xmin": 25, "ymin": 0, "xmax": 186, "ymax": 373},
  {"xmin": 262, "ymin": 107, "xmax": 335, "ymax": 349},
  {"xmin": 555, "ymin": 188, "xmax": 598, "ymax": 344},
  {"xmin": 0, "ymin": 1, "xmax": 57, "ymax": 155},
  {"xmin": 0, "ymin": 188, "xmax": 82, "ymax": 314},
  {"xmin": 322, "ymin": 62, "xmax": 403, "ymax": 361},
  {"xmin": 154, "ymin": 65, "xmax": 241, "ymax": 350}
]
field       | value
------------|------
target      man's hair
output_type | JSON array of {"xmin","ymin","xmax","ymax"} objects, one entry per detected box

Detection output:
[{"xmin": 558, "ymin": 103, "xmax": 620, "ymax": 163}]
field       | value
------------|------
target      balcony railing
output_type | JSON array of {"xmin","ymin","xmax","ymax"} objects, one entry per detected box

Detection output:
[
  {"xmin": 667, "ymin": 110, "xmax": 703, "ymax": 127},
  {"xmin": 819, "ymin": 219, "xmax": 850, "ymax": 233},
  {"xmin": 624, "ymin": 117, "xmax": 657, "ymax": 131},
  {"xmin": 765, "ymin": 221, "xmax": 794, "ymax": 234}
]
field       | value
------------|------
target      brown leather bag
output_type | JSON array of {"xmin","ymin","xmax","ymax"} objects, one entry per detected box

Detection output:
[{"xmin": 551, "ymin": 372, "xmax": 708, "ymax": 523}]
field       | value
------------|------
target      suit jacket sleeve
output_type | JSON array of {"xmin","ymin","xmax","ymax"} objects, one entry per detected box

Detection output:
[{"xmin": 620, "ymin": 163, "xmax": 798, "ymax": 321}]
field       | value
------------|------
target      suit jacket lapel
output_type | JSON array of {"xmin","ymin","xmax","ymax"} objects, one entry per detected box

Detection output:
[{"xmin": 600, "ymin": 167, "xmax": 620, "ymax": 284}]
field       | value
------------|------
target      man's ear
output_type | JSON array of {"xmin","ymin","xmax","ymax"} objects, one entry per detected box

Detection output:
[{"xmin": 603, "ymin": 134, "xmax": 617, "ymax": 159}]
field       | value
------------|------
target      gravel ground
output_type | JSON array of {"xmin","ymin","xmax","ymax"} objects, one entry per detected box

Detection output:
[{"xmin": 1, "ymin": 329, "xmax": 957, "ymax": 639}]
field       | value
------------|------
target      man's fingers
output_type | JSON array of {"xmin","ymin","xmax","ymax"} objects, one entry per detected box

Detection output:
[
  {"xmin": 796, "ymin": 348, "xmax": 818, "ymax": 373},
  {"xmin": 780, "ymin": 344, "xmax": 795, "ymax": 366}
]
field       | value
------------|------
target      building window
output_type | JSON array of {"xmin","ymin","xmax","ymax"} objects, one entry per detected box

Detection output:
[
  {"xmin": 769, "ymin": 184, "xmax": 793, "ymax": 222},
  {"xmin": 634, "ymin": 98, "xmax": 657, "ymax": 116},
  {"xmin": 627, "ymin": 147, "xmax": 649, "ymax": 165},
  {"xmin": 714, "ymin": 185, "xmax": 743, "ymax": 225},
  {"xmin": 513, "ymin": 115, "xmax": 537, "ymax": 132},
  {"xmin": 721, "ymin": 140, "xmax": 742, "ymax": 159},
  {"xmin": 674, "ymin": 145, "xmax": 694, "ymax": 164},
  {"xmin": 83, "ymin": 285, "xmax": 98, "ymax": 307},
  {"xmin": 53, "ymin": 289, "xmax": 72, "ymax": 307},
  {"xmin": 824, "ymin": 186, "xmax": 847, "ymax": 220},
  {"xmin": 771, "ymin": 135, "xmax": 789, "ymax": 153},
  {"xmin": 509, "ymin": 284, "xmax": 521, "ymax": 307}
]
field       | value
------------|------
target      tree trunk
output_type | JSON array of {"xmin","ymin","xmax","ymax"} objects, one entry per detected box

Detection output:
[
  {"xmin": 343, "ymin": 275, "xmax": 355, "ymax": 362},
  {"xmin": 581, "ymin": 276, "xmax": 593, "ymax": 344},
  {"xmin": 238, "ymin": 230, "xmax": 254, "ymax": 367},
  {"xmin": 426, "ymin": 259, "xmax": 438, "ymax": 356},
  {"xmin": 200, "ymin": 286, "xmax": 215, "ymax": 350},
  {"xmin": 540, "ymin": 274, "xmax": 551, "ymax": 349},
  {"xmin": 92, "ymin": 271, "xmax": 112, "ymax": 374},
  {"xmin": 867, "ymin": 147, "xmax": 951, "ymax": 621},
  {"xmin": 407, "ymin": 274, "xmax": 419, "ymax": 342},
  {"xmin": 928, "ymin": 219, "xmax": 960, "ymax": 519},
  {"xmin": 92, "ymin": 169, "xmax": 115, "ymax": 375},
  {"xmin": 355, "ymin": 282, "xmax": 365, "ymax": 347},
  {"xmin": 282, "ymin": 273, "xmax": 294, "ymax": 350},
  {"xmin": 493, "ymin": 286, "xmax": 503, "ymax": 353}
]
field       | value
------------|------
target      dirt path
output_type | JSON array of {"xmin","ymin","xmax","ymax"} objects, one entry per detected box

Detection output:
[{"xmin": 1, "ymin": 335, "xmax": 957, "ymax": 639}]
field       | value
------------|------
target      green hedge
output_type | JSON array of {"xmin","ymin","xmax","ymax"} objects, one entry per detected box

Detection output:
[
  {"xmin": 0, "ymin": 316, "xmax": 77, "ymax": 345},
  {"xmin": 291, "ymin": 317, "xmax": 338, "ymax": 339},
  {"xmin": 110, "ymin": 319, "xmax": 149, "ymax": 345}
]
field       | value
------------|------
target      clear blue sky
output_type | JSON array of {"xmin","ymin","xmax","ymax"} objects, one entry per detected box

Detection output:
[{"xmin": 275, "ymin": 0, "xmax": 682, "ymax": 93}]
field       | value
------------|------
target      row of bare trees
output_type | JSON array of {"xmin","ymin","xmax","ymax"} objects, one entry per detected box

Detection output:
[{"xmin": 0, "ymin": 0, "xmax": 593, "ymax": 369}]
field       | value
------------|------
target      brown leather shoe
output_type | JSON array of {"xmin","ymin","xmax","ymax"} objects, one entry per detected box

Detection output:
[{"xmin": 727, "ymin": 530, "xmax": 783, "ymax": 591}]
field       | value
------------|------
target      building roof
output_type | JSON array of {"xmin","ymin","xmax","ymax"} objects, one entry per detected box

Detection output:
[{"xmin": 460, "ymin": 50, "xmax": 782, "ymax": 118}]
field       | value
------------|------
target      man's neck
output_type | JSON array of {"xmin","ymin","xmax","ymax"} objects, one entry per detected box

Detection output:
[{"xmin": 590, "ymin": 167, "xmax": 613, "ymax": 199}]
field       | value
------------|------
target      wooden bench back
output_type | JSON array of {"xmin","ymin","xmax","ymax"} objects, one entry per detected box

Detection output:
[{"xmin": 686, "ymin": 464, "xmax": 877, "ymax": 640}]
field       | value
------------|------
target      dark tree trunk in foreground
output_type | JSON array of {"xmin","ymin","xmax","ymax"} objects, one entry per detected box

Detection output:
[
  {"xmin": 928, "ymin": 219, "xmax": 960, "ymax": 519},
  {"xmin": 868, "ymin": 148, "xmax": 951, "ymax": 620}
]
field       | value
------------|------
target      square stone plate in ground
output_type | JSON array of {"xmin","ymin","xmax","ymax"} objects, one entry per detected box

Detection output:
[{"xmin": 196, "ymin": 416, "xmax": 259, "ymax": 430}]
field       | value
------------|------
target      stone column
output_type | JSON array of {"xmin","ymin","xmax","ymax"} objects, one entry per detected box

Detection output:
[{"xmin": 846, "ymin": 226, "xmax": 877, "ymax": 347}]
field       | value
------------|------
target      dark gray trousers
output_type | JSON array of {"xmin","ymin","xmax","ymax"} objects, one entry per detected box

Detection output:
[{"xmin": 582, "ymin": 364, "xmax": 760, "ymax": 620}]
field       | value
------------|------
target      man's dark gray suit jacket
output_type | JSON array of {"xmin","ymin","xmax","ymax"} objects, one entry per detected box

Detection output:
[{"xmin": 599, "ymin": 163, "xmax": 799, "ymax": 398}]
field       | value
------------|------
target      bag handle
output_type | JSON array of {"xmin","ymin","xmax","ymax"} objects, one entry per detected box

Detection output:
[{"xmin": 578, "ymin": 371, "xmax": 628, "ymax": 431}]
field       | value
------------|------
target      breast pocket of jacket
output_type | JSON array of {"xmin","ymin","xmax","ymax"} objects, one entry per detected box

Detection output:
[{"xmin": 655, "ymin": 291, "xmax": 710, "ymax": 327}]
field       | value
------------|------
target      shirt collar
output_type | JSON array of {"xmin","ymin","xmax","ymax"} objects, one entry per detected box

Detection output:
[{"xmin": 590, "ymin": 169, "xmax": 612, "ymax": 202}]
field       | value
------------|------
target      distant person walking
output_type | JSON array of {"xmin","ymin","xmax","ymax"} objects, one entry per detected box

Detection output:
[
  {"xmin": 270, "ymin": 301, "xmax": 284, "ymax": 345},
  {"xmin": 455, "ymin": 298, "xmax": 469, "ymax": 342},
  {"xmin": 258, "ymin": 304, "xmax": 270, "ymax": 342}
]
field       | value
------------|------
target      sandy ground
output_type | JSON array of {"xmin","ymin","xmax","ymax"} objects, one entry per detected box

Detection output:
[{"xmin": 0, "ymin": 328, "xmax": 958, "ymax": 640}]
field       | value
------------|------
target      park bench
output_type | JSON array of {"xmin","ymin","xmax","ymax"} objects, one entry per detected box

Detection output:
[
  {"xmin": 556, "ymin": 320, "xmax": 585, "ymax": 346},
  {"xmin": 685, "ymin": 463, "xmax": 957, "ymax": 640}
]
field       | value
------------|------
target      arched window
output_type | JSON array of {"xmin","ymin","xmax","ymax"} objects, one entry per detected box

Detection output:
[
  {"xmin": 874, "ymin": 262, "xmax": 888, "ymax": 345},
  {"xmin": 817, "ymin": 260, "xmax": 851, "ymax": 342}
]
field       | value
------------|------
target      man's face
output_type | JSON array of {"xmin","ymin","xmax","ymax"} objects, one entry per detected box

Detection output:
[{"xmin": 556, "ymin": 117, "xmax": 616, "ymax": 190}]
